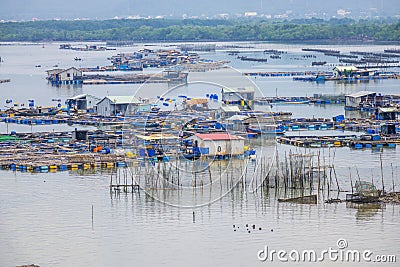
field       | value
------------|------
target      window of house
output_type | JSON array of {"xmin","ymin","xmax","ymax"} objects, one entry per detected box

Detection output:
[{"xmin": 67, "ymin": 73, "xmax": 71, "ymax": 78}]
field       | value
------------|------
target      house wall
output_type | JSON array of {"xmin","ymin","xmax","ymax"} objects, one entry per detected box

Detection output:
[
  {"xmin": 59, "ymin": 69, "xmax": 82, "ymax": 81},
  {"xmin": 345, "ymin": 96, "xmax": 361, "ymax": 108},
  {"xmin": 96, "ymin": 98, "xmax": 140, "ymax": 116},
  {"xmin": 86, "ymin": 96, "xmax": 100, "ymax": 109},
  {"xmin": 96, "ymin": 98, "xmax": 112, "ymax": 116},
  {"xmin": 191, "ymin": 136, "xmax": 244, "ymax": 156}
]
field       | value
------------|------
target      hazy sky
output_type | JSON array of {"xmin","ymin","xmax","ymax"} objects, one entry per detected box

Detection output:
[{"xmin": 0, "ymin": 0, "xmax": 398, "ymax": 20}]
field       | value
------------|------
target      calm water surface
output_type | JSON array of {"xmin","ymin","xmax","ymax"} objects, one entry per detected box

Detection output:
[{"xmin": 0, "ymin": 42, "xmax": 399, "ymax": 266}]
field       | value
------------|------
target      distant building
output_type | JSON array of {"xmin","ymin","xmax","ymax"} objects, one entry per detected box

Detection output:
[
  {"xmin": 220, "ymin": 105, "xmax": 240, "ymax": 118},
  {"xmin": 66, "ymin": 94, "xmax": 101, "ymax": 113},
  {"xmin": 190, "ymin": 133, "xmax": 245, "ymax": 156},
  {"xmin": 46, "ymin": 67, "xmax": 83, "ymax": 85},
  {"xmin": 376, "ymin": 107, "xmax": 399, "ymax": 120},
  {"xmin": 333, "ymin": 66, "xmax": 358, "ymax": 77},
  {"xmin": 345, "ymin": 91, "xmax": 376, "ymax": 110},
  {"xmin": 96, "ymin": 96, "xmax": 147, "ymax": 116},
  {"xmin": 244, "ymin": 12, "xmax": 258, "ymax": 17},
  {"xmin": 221, "ymin": 86, "xmax": 255, "ymax": 110},
  {"xmin": 337, "ymin": 9, "xmax": 351, "ymax": 17}
]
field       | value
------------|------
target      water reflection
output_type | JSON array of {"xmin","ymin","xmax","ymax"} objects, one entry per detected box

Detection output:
[{"xmin": 346, "ymin": 202, "xmax": 384, "ymax": 220}]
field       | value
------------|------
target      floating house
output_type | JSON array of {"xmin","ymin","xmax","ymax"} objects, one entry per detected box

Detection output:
[
  {"xmin": 333, "ymin": 66, "xmax": 378, "ymax": 79},
  {"xmin": 96, "ymin": 96, "xmax": 147, "ymax": 116},
  {"xmin": 66, "ymin": 94, "xmax": 101, "ymax": 113},
  {"xmin": 220, "ymin": 105, "xmax": 240, "ymax": 118},
  {"xmin": 46, "ymin": 67, "xmax": 83, "ymax": 85},
  {"xmin": 135, "ymin": 133, "xmax": 180, "ymax": 159},
  {"xmin": 345, "ymin": 91, "xmax": 376, "ymax": 110},
  {"xmin": 190, "ymin": 133, "xmax": 245, "ymax": 157},
  {"xmin": 162, "ymin": 70, "xmax": 188, "ymax": 84},
  {"xmin": 221, "ymin": 86, "xmax": 255, "ymax": 110},
  {"xmin": 377, "ymin": 107, "xmax": 399, "ymax": 120},
  {"xmin": 381, "ymin": 124, "xmax": 397, "ymax": 135},
  {"xmin": 333, "ymin": 66, "xmax": 358, "ymax": 77}
]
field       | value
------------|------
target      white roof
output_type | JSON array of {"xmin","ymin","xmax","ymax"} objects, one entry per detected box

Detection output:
[
  {"xmin": 221, "ymin": 106, "xmax": 240, "ymax": 112},
  {"xmin": 227, "ymin": 115, "xmax": 249, "ymax": 121},
  {"xmin": 69, "ymin": 94, "xmax": 101, "ymax": 101},
  {"xmin": 346, "ymin": 91, "xmax": 376, "ymax": 98},
  {"xmin": 222, "ymin": 86, "xmax": 255, "ymax": 93},
  {"xmin": 47, "ymin": 67, "xmax": 81, "ymax": 75},
  {"xmin": 104, "ymin": 96, "xmax": 141, "ymax": 104},
  {"xmin": 333, "ymin": 66, "xmax": 358, "ymax": 72},
  {"xmin": 378, "ymin": 107, "xmax": 398, "ymax": 113}
]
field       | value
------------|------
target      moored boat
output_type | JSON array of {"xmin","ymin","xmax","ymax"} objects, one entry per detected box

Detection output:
[{"xmin": 246, "ymin": 124, "xmax": 285, "ymax": 135}]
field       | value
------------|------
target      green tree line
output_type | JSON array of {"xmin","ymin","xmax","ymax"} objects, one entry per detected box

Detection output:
[{"xmin": 0, "ymin": 18, "xmax": 399, "ymax": 42}]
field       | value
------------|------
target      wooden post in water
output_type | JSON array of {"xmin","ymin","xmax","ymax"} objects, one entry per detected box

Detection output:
[
  {"xmin": 371, "ymin": 169, "xmax": 374, "ymax": 187},
  {"xmin": 317, "ymin": 150, "xmax": 321, "ymax": 192},
  {"xmin": 380, "ymin": 153, "xmax": 385, "ymax": 195},
  {"xmin": 110, "ymin": 171, "xmax": 113, "ymax": 191},
  {"xmin": 333, "ymin": 164, "xmax": 340, "ymax": 192},
  {"xmin": 91, "ymin": 205, "xmax": 94, "ymax": 228},
  {"xmin": 177, "ymin": 154, "xmax": 180, "ymax": 187},
  {"xmin": 208, "ymin": 164, "xmax": 212, "ymax": 185},
  {"xmin": 391, "ymin": 163, "xmax": 395, "ymax": 193},
  {"xmin": 349, "ymin": 167, "xmax": 353, "ymax": 194},
  {"xmin": 355, "ymin": 167, "xmax": 361, "ymax": 183},
  {"xmin": 275, "ymin": 148, "xmax": 280, "ymax": 189}
]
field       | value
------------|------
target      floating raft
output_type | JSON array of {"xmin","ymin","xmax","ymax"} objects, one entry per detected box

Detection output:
[
  {"xmin": 2, "ymin": 160, "xmax": 133, "ymax": 173},
  {"xmin": 277, "ymin": 135, "xmax": 357, "ymax": 148},
  {"xmin": 278, "ymin": 195, "xmax": 317, "ymax": 204},
  {"xmin": 243, "ymin": 71, "xmax": 333, "ymax": 77},
  {"xmin": 350, "ymin": 140, "xmax": 398, "ymax": 149},
  {"xmin": 278, "ymin": 135, "xmax": 400, "ymax": 148}
]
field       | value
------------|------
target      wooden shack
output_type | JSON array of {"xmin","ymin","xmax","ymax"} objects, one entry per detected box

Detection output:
[
  {"xmin": 46, "ymin": 67, "xmax": 83, "ymax": 85},
  {"xmin": 96, "ymin": 96, "xmax": 143, "ymax": 116},
  {"xmin": 345, "ymin": 91, "xmax": 376, "ymax": 110}
]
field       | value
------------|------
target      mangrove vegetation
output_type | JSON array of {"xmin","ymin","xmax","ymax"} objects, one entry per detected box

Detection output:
[{"xmin": 0, "ymin": 18, "xmax": 399, "ymax": 43}]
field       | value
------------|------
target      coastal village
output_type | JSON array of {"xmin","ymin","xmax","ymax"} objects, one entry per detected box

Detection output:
[
  {"xmin": 1, "ymin": 44, "xmax": 400, "ymax": 206},
  {"xmin": 2, "ymin": 3, "xmax": 400, "ymax": 267}
]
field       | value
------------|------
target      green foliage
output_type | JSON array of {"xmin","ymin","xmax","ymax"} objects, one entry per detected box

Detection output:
[{"xmin": 0, "ymin": 18, "xmax": 398, "ymax": 42}]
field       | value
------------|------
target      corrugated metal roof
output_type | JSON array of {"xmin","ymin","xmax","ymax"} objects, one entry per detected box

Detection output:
[
  {"xmin": 136, "ymin": 134, "xmax": 179, "ymax": 141},
  {"xmin": 195, "ymin": 133, "xmax": 244, "ymax": 140},
  {"xmin": 379, "ymin": 107, "xmax": 399, "ymax": 113},
  {"xmin": 47, "ymin": 67, "xmax": 81, "ymax": 75},
  {"xmin": 222, "ymin": 86, "xmax": 255, "ymax": 93},
  {"xmin": 105, "ymin": 96, "xmax": 141, "ymax": 104},
  {"xmin": 345, "ymin": 91, "xmax": 376, "ymax": 98},
  {"xmin": 221, "ymin": 106, "xmax": 240, "ymax": 112},
  {"xmin": 333, "ymin": 66, "xmax": 358, "ymax": 72},
  {"xmin": 227, "ymin": 115, "xmax": 248, "ymax": 121}
]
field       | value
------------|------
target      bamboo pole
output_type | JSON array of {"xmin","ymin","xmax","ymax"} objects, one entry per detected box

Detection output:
[{"xmin": 380, "ymin": 153, "xmax": 385, "ymax": 195}]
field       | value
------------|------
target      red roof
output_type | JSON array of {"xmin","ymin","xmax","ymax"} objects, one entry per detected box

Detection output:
[{"xmin": 195, "ymin": 133, "xmax": 244, "ymax": 141}]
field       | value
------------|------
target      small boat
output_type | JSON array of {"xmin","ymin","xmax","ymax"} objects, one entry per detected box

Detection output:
[
  {"xmin": 311, "ymin": 61, "xmax": 327, "ymax": 66},
  {"xmin": 246, "ymin": 124, "xmax": 285, "ymax": 135},
  {"xmin": 346, "ymin": 180, "xmax": 381, "ymax": 203}
]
